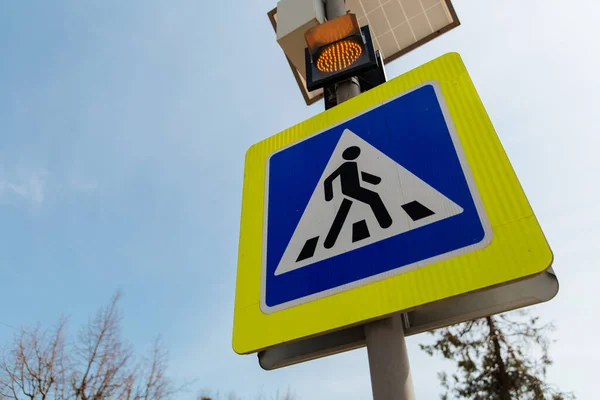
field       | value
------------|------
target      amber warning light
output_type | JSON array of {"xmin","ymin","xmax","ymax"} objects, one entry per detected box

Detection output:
[
  {"xmin": 315, "ymin": 37, "xmax": 363, "ymax": 73},
  {"xmin": 304, "ymin": 14, "xmax": 377, "ymax": 92}
]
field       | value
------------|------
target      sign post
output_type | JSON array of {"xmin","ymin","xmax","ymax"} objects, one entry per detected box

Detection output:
[
  {"xmin": 321, "ymin": 1, "xmax": 415, "ymax": 398},
  {"xmin": 365, "ymin": 314, "xmax": 415, "ymax": 399}
]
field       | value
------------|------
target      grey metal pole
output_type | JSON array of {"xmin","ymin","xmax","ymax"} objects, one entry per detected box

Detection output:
[
  {"xmin": 365, "ymin": 315, "xmax": 416, "ymax": 400},
  {"xmin": 323, "ymin": 1, "xmax": 415, "ymax": 398},
  {"xmin": 324, "ymin": 0, "xmax": 361, "ymax": 104},
  {"xmin": 325, "ymin": 0, "xmax": 346, "ymax": 19}
]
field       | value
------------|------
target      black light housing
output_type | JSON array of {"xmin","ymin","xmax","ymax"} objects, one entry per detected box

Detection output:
[{"xmin": 305, "ymin": 24, "xmax": 377, "ymax": 92}]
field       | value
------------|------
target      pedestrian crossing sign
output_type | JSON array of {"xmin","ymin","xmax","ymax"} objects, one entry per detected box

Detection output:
[{"xmin": 233, "ymin": 53, "xmax": 553, "ymax": 355}]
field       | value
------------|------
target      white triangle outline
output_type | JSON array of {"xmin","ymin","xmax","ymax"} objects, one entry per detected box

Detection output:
[{"xmin": 273, "ymin": 129, "xmax": 464, "ymax": 276}]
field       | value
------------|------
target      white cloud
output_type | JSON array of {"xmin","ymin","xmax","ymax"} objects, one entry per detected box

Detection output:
[
  {"xmin": 0, "ymin": 168, "xmax": 98, "ymax": 206},
  {"xmin": 0, "ymin": 168, "xmax": 47, "ymax": 204}
]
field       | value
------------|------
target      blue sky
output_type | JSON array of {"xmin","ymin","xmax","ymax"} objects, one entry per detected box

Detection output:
[{"xmin": 1, "ymin": 0, "xmax": 599, "ymax": 398}]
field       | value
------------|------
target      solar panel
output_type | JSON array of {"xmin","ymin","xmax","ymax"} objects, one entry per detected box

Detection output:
[{"xmin": 267, "ymin": 0, "xmax": 459, "ymax": 105}]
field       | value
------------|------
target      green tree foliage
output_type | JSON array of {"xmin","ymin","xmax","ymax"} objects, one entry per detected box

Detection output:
[{"xmin": 420, "ymin": 311, "xmax": 574, "ymax": 400}]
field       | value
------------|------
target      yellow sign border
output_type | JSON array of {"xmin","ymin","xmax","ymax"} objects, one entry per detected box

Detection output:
[{"xmin": 233, "ymin": 52, "xmax": 552, "ymax": 355}]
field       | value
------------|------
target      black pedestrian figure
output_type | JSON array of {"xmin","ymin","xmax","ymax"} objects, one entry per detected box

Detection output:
[{"xmin": 323, "ymin": 146, "xmax": 392, "ymax": 249}]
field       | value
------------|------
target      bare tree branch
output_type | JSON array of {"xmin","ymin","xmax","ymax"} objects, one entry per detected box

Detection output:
[
  {"xmin": 0, "ymin": 291, "xmax": 180, "ymax": 400},
  {"xmin": 0, "ymin": 318, "xmax": 67, "ymax": 400}
]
